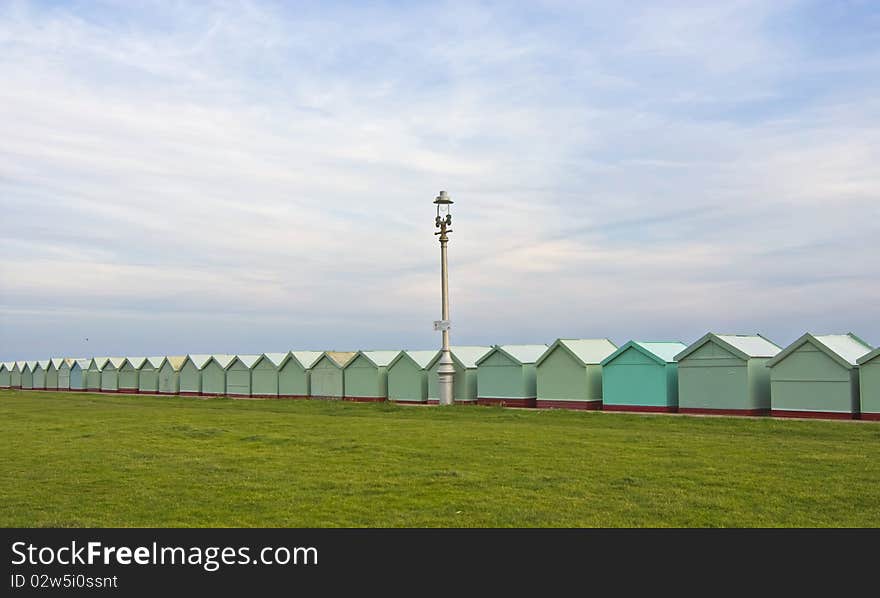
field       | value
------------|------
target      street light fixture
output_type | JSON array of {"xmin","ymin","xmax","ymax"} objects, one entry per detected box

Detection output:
[{"xmin": 433, "ymin": 190, "xmax": 455, "ymax": 406}]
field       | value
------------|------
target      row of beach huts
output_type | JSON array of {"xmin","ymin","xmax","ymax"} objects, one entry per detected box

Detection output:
[{"xmin": 2, "ymin": 332, "xmax": 880, "ymax": 420}]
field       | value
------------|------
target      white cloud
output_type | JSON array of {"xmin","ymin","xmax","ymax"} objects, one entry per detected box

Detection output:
[{"xmin": 1, "ymin": 0, "xmax": 878, "ymax": 359}]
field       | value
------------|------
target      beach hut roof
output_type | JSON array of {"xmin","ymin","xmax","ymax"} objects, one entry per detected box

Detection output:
[
  {"xmin": 229, "ymin": 354, "xmax": 261, "ymax": 369},
  {"xmin": 161, "ymin": 356, "xmax": 187, "ymax": 371},
  {"xmin": 858, "ymin": 346, "xmax": 880, "ymax": 366},
  {"xmin": 536, "ymin": 338, "xmax": 618, "ymax": 367},
  {"xmin": 185, "ymin": 354, "xmax": 213, "ymax": 369},
  {"xmin": 289, "ymin": 351, "xmax": 324, "ymax": 369},
  {"xmin": 126, "ymin": 357, "xmax": 147, "ymax": 369},
  {"xmin": 323, "ymin": 351, "xmax": 357, "ymax": 368},
  {"xmin": 601, "ymin": 341, "xmax": 688, "ymax": 366},
  {"xmin": 426, "ymin": 346, "xmax": 493, "ymax": 370},
  {"xmin": 144, "ymin": 356, "xmax": 164, "ymax": 368},
  {"xmin": 388, "ymin": 350, "xmax": 439, "ymax": 370},
  {"xmin": 259, "ymin": 352, "xmax": 290, "ymax": 368},
  {"xmin": 476, "ymin": 344, "xmax": 548, "ymax": 366},
  {"xmin": 350, "ymin": 350, "xmax": 401, "ymax": 368},
  {"xmin": 50, "ymin": 357, "xmax": 66, "ymax": 369},
  {"xmin": 767, "ymin": 333, "xmax": 872, "ymax": 370},
  {"xmin": 675, "ymin": 333, "xmax": 781, "ymax": 362}
]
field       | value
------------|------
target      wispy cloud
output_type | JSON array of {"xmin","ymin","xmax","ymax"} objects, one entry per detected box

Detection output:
[{"xmin": 1, "ymin": 0, "xmax": 878, "ymax": 359}]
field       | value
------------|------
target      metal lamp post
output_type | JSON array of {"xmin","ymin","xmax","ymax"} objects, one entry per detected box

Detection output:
[{"xmin": 433, "ymin": 190, "xmax": 455, "ymax": 406}]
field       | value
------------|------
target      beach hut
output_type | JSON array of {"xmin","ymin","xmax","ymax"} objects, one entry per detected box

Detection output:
[
  {"xmin": 179, "ymin": 355, "xmax": 210, "ymax": 395},
  {"xmin": 226, "ymin": 355, "xmax": 261, "ymax": 397},
  {"xmin": 100, "ymin": 358, "xmax": 125, "ymax": 392},
  {"xmin": 118, "ymin": 358, "xmax": 144, "ymax": 394},
  {"xmin": 601, "ymin": 341, "xmax": 687, "ymax": 412},
  {"xmin": 426, "ymin": 346, "xmax": 493, "ymax": 404},
  {"xmin": 0, "ymin": 363, "xmax": 11, "ymax": 388},
  {"xmin": 69, "ymin": 359, "xmax": 89, "ymax": 391},
  {"xmin": 858, "ymin": 347, "xmax": 880, "ymax": 421},
  {"xmin": 57, "ymin": 358, "xmax": 71, "ymax": 390},
  {"xmin": 32, "ymin": 360, "xmax": 48, "ymax": 390},
  {"xmin": 767, "ymin": 333, "xmax": 872, "ymax": 419},
  {"xmin": 675, "ymin": 334, "xmax": 781, "ymax": 415},
  {"xmin": 535, "ymin": 339, "xmax": 618, "ymax": 410},
  {"xmin": 343, "ymin": 351, "xmax": 400, "ymax": 402},
  {"xmin": 46, "ymin": 358, "xmax": 62, "ymax": 390},
  {"xmin": 476, "ymin": 345, "xmax": 548, "ymax": 407},
  {"xmin": 137, "ymin": 357, "xmax": 164, "ymax": 394},
  {"xmin": 158, "ymin": 356, "xmax": 186, "ymax": 395},
  {"xmin": 198, "ymin": 355, "xmax": 233, "ymax": 396},
  {"xmin": 86, "ymin": 358, "xmax": 108, "ymax": 392},
  {"xmin": 250, "ymin": 353, "xmax": 287, "ymax": 398},
  {"xmin": 310, "ymin": 351, "xmax": 356, "ymax": 399},
  {"xmin": 10, "ymin": 362, "xmax": 23, "ymax": 388},
  {"xmin": 21, "ymin": 362, "xmax": 34, "ymax": 390},
  {"xmin": 387, "ymin": 350, "xmax": 439, "ymax": 403},
  {"xmin": 278, "ymin": 351, "xmax": 323, "ymax": 398}
]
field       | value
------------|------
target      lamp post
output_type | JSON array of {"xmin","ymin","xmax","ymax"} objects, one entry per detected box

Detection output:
[{"xmin": 433, "ymin": 190, "xmax": 455, "ymax": 406}]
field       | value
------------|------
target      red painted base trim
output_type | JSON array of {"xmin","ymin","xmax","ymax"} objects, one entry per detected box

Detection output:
[
  {"xmin": 87, "ymin": 388, "xmax": 101, "ymax": 392},
  {"xmin": 157, "ymin": 391, "xmax": 179, "ymax": 395},
  {"xmin": 536, "ymin": 399, "xmax": 601, "ymax": 410},
  {"xmin": 343, "ymin": 396, "xmax": 386, "ymax": 403},
  {"xmin": 250, "ymin": 393, "xmax": 279, "ymax": 398},
  {"xmin": 227, "ymin": 393, "xmax": 252, "ymax": 398},
  {"xmin": 477, "ymin": 397, "xmax": 537, "ymax": 408},
  {"xmin": 199, "ymin": 392, "xmax": 224, "ymax": 397},
  {"xmin": 277, "ymin": 394, "xmax": 309, "ymax": 400},
  {"xmin": 603, "ymin": 404, "xmax": 678, "ymax": 413},
  {"xmin": 860, "ymin": 413, "xmax": 880, "ymax": 421},
  {"xmin": 771, "ymin": 409, "xmax": 855, "ymax": 420},
  {"xmin": 119, "ymin": 388, "xmax": 139, "ymax": 394},
  {"xmin": 679, "ymin": 407, "xmax": 769, "ymax": 416},
  {"xmin": 68, "ymin": 388, "xmax": 86, "ymax": 392},
  {"xmin": 179, "ymin": 391, "xmax": 200, "ymax": 396}
]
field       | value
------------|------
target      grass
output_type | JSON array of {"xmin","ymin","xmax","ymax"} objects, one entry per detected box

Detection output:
[{"xmin": 1, "ymin": 389, "xmax": 879, "ymax": 527}]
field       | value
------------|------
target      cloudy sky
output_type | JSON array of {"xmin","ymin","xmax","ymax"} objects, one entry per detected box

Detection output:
[{"xmin": 1, "ymin": 0, "xmax": 879, "ymax": 361}]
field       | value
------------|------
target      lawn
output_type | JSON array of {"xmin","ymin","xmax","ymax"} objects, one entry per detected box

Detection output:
[{"xmin": 1, "ymin": 389, "xmax": 879, "ymax": 527}]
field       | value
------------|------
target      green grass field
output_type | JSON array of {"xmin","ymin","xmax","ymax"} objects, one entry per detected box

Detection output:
[{"xmin": 1, "ymin": 389, "xmax": 879, "ymax": 527}]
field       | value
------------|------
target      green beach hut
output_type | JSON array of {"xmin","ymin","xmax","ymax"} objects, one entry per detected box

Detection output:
[
  {"xmin": 21, "ymin": 361, "xmax": 35, "ymax": 390},
  {"xmin": 119, "ymin": 357, "xmax": 144, "ymax": 393},
  {"xmin": 343, "ymin": 351, "xmax": 400, "ymax": 402},
  {"xmin": 0, "ymin": 363, "xmax": 11, "ymax": 388},
  {"xmin": 278, "ymin": 351, "xmax": 323, "ymax": 398},
  {"xmin": 226, "ymin": 355, "xmax": 260, "ymax": 397},
  {"xmin": 100, "ymin": 358, "xmax": 125, "ymax": 392},
  {"xmin": 158, "ymin": 356, "xmax": 185, "ymax": 395},
  {"xmin": 601, "ymin": 341, "xmax": 687, "ymax": 412},
  {"xmin": 202, "ymin": 355, "xmax": 233, "ymax": 396},
  {"xmin": 137, "ymin": 357, "xmax": 164, "ymax": 394},
  {"xmin": 86, "ymin": 358, "xmax": 108, "ymax": 392},
  {"xmin": 858, "ymin": 347, "xmax": 880, "ymax": 421},
  {"xmin": 249, "ymin": 353, "xmax": 284, "ymax": 398},
  {"xmin": 46, "ymin": 358, "xmax": 62, "ymax": 390},
  {"xmin": 675, "ymin": 334, "xmax": 781, "ymax": 415},
  {"xmin": 535, "ymin": 338, "xmax": 618, "ymax": 409},
  {"xmin": 476, "ymin": 344, "xmax": 548, "ymax": 407},
  {"xmin": 179, "ymin": 355, "xmax": 211, "ymax": 395},
  {"xmin": 11, "ymin": 362, "xmax": 23, "ymax": 388},
  {"xmin": 69, "ymin": 359, "xmax": 89, "ymax": 391},
  {"xmin": 57, "ymin": 358, "xmax": 72, "ymax": 390},
  {"xmin": 767, "ymin": 333, "xmax": 872, "ymax": 419},
  {"xmin": 426, "ymin": 346, "xmax": 493, "ymax": 404},
  {"xmin": 32, "ymin": 360, "xmax": 48, "ymax": 390},
  {"xmin": 310, "ymin": 351, "xmax": 356, "ymax": 399},
  {"xmin": 387, "ymin": 350, "xmax": 438, "ymax": 403}
]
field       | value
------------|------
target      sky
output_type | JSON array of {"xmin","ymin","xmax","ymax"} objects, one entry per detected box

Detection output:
[{"xmin": 1, "ymin": 0, "xmax": 879, "ymax": 361}]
